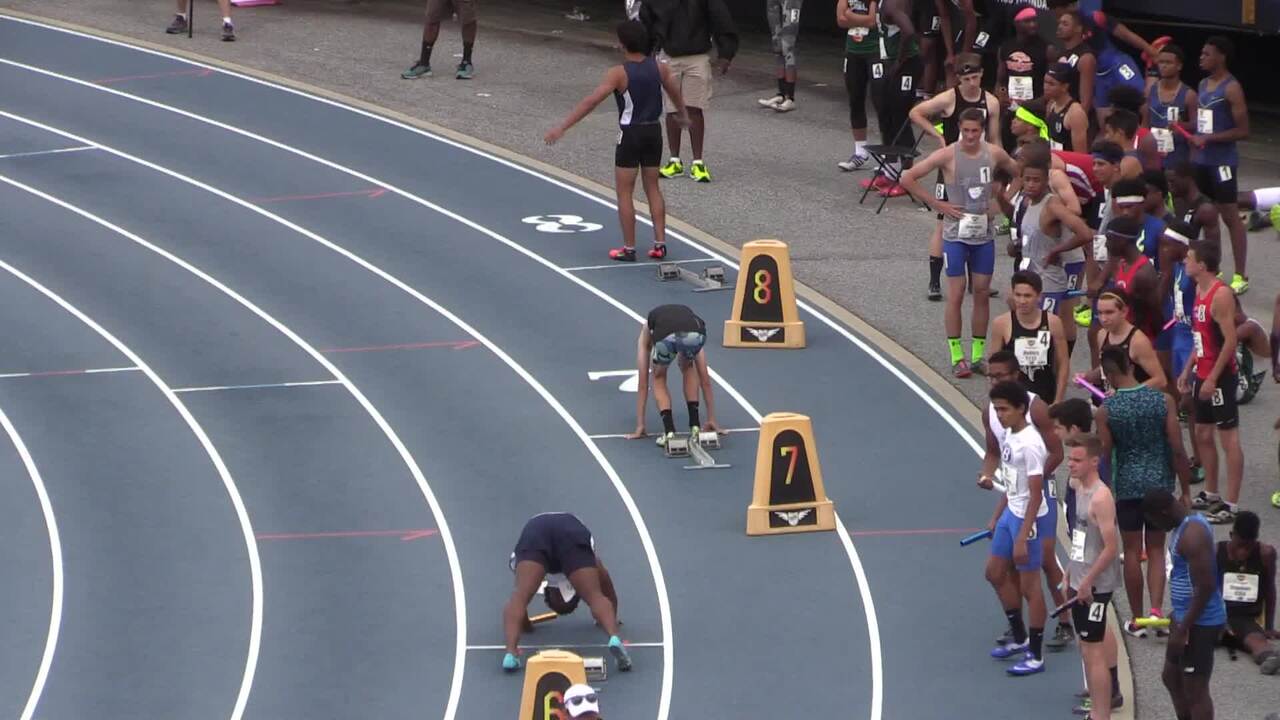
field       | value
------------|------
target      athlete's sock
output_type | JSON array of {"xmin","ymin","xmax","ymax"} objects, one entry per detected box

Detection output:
[
  {"xmin": 929, "ymin": 255, "xmax": 943, "ymax": 286},
  {"xmin": 854, "ymin": 140, "xmax": 867, "ymax": 157},
  {"xmin": 462, "ymin": 42, "xmax": 474, "ymax": 64},
  {"xmin": 687, "ymin": 401, "xmax": 701, "ymax": 429},
  {"xmin": 1109, "ymin": 665, "xmax": 1119, "ymax": 691},
  {"xmin": 782, "ymin": 80, "xmax": 796, "ymax": 99},
  {"xmin": 660, "ymin": 409, "xmax": 675, "ymax": 435},
  {"xmin": 948, "ymin": 337, "xmax": 964, "ymax": 365},
  {"xmin": 1028, "ymin": 627, "xmax": 1044, "ymax": 661},
  {"xmin": 420, "ymin": 41, "xmax": 434, "ymax": 65},
  {"xmin": 777, "ymin": 77, "xmax": 786, "ymax": 96},
  {"xmin": 223, "ymin": 16, "xmax": 232, "ymax": 25},
  {"xmin": 1005, "ymin": 609, "xmax": 1027, "ymax": 644},
  {"xmin": 1067, "ymin": 339, "xmax": 1076, "ymax": 359},
  {"xmin": 971, "ymin": 337, "xmax": 986, "ymax": 364}
]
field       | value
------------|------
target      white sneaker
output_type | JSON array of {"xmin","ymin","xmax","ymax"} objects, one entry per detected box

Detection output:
[
  {"xmin": 837, "ymin": 153, "xmax": 870, "ymax": 172},
  {"xmin": 757, "ymin": 94, "xmax": 784, "ymax": 109},
  {"xmin": 773, "ymin": 98, "xmax": 796, "ymax": 112}
]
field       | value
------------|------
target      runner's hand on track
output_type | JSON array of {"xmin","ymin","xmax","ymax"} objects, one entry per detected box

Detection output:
[
  {"xmin": 624, "ymin": 426, "xmax": 647, "ymax": 440},
  {"xmin": 703, "ymin": 419, "xmax": 728, "ymax": 435}
]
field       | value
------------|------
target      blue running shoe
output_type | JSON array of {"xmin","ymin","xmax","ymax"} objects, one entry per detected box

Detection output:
[
  {"xmin": 608, "ymin": 635, "xmax": 633, "ymax": 672},
  {"xmin": 1007, "ymin": 654, "xmax": 1045, "ymax": 676},
  {"xmin": 502, "ymin": 652, "xmax": 521, "ymax": 672},
  {"xmin": 990, "ymin": 640, "xmax": 1028, "ymax": 660}
]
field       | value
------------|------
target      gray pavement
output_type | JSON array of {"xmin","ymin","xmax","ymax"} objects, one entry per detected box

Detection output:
[{"xmin": 1, "ymin": 0, "xmax": 1279, "ymax": 717}]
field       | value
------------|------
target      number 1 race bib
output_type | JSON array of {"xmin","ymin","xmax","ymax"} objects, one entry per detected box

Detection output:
[{"xmin": 1197, "ymin": 107, "xmax": 1214, "ymax": 135}]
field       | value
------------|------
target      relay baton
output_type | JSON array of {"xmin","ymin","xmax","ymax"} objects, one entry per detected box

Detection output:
[
  {"xmin": 1075, "ymin": 376, "xmax": 1107, "ymax": 401},
  {"xmin": 960, "ymin": 529, "xmax": 993, "ymax": 546},
  {"xmin": 1163, "ymin": 317, "xmax": 1177, "ymax": 331},
  {"xmin": 1050, "ymin": 598, "xmax": 1077, "ymax": 619},
  {"xmin": 1134, "ymin": 616, "xmax": 1171, "ymax": 628}
]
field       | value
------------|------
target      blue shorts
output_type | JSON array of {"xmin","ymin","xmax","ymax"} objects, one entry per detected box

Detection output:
[
  {"xmin": 1094, "ymin": 52, "xmax": 1144, "ymax": 109},
  {"xmin": 652, "ymin": 331, "xmax": 706, "ymax": 365},
  {"xmin": 943, "ymin": 239, "xmax": 995, "ymax": 277},
  {"xmin": 991, "ymin": 507, "xmax": 1046, "ymax": 572},
  {"xmin": 1171, "ymin": 322, "xmax": 1194, "ymax": 378},
  {"xmin": 1040, "ymin": 492, "xmax": 1059, "ymax": 540}
]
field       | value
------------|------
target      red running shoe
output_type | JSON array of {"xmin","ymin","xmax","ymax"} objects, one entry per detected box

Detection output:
[
  {"xmin": 609, "ymin": 246, "xmax": 637, "ymax": 262},
  {"xmin": 648, "ymin": 243, "xmax": 667, "ymax": 259}
]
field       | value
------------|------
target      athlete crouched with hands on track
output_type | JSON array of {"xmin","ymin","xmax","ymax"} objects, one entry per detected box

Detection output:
[{"xmin": 627, "ymin": 304, "xmax": 723, "ymax": 444}]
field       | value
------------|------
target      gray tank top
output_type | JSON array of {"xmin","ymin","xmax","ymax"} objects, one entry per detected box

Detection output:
[
  {"xmin": 1067, "ymin": 480, "xmax": 1122, "ymax": 594},
  {"xmin": 943, "ymin": 143, "xmax": 994, "ymax": 245},
  {"xmin": 1019, "ymin": 193, "xmax": 1068, "ymax": 293}
]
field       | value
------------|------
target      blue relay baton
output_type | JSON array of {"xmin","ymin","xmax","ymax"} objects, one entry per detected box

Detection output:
[{"xmin": 960, "ymin": 529, "xmax": 993, "ymax": 546}]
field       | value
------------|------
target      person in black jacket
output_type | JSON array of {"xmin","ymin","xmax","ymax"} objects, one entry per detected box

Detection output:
[{"xmin": 639, "ymin": 0, "xmax": 739, "ymax": 183}]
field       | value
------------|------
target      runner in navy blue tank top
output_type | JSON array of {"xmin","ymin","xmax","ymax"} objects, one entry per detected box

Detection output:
[{"xmin": 546, "ymin": 21, "xmax": 690, "ymax": 262}]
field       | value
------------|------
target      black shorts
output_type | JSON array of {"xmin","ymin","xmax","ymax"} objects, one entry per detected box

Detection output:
[
  {"xmin": 1169, "ymin": 623, "xmax": 1224, "ymax": 676},
  {"xmin": 1084, "ymin": 197, "xmax": 1104, "ymax": 231},
  {"xmin": 914, "ymin": 0, "xmax": 941, "ymax": 38},
  {"xmin": 1116, "ymin": 497, "xmax": 1159, "ymax": 532},
  {"xmin": 615, "ymin": 123, "xmax": 663, "ymax": 169},
  {"xmin": 1226, "ymin": 615, "xmax": 1264, "ymax": 644},
  {"xmin": 1193, "ymin": 373, "xmax": 1240, "ymax": 430},
  {"xmin": 1193, "ymin": 163, "xmax": 1239, "ymax": 205},
  {"xmin": 1071, "ymin": 591, "xmax": 1113, "ymax": 644},
  {"xmin": 512, "ymin": 512, "xmax": 597, "ymax": 576}
]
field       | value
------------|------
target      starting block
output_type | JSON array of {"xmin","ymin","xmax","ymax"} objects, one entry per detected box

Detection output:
[
  {"xmin": 683, "ymin": 437, "xmax": 731, "ymax": 471},
  {"xmin": 583, "ymin": 656, "xmax": 607, "ymax": 684},
  {"xmin": 697, "ymin": 430, "xmax": 721, "ymax": 450},
  {"xmin": 746, "ymin": 412, "xmax": 835, "ymax": 535},
  {"xmin": 657, "ymin": 262, "xmax": 731, "ymax": 292},
  {"xmin": 518, "ymin": 650, "xmax": 587, "ymax": 719},
  {"xmin": 663, "ymin": 435, "xmax": 690, "ymax": 458}
]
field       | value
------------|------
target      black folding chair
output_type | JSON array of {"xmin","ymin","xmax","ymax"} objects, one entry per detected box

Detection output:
[{"xmin": 857, "ymin": 118, "xmax": 927, "ymax": 214}]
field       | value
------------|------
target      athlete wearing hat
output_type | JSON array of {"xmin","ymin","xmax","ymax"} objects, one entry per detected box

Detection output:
[
  {"xmin": 563, "ymin": 684, "xmax": 604, "ymax": 718},
  {"xmin": 503, "ymin": 512, "xmax": 633, "ymax": 673}
]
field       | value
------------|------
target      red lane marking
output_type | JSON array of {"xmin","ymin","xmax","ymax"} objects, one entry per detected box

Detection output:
[
  {"xmin": 320, "ymin": 340, "xmax": 479, "ymax": 353},
  {"xmin": 846, "ymin": 527, "xmax": 984, "ymax": 537},
  {"xmin": 95, "ymin": 68, "xmax": 213, "ymax": 85},
  {"xmin": 255, "ymin": 528, "xmax": 438, "ymax": 542},
  {"xmin": 246, "ymin": 188, "xmax": 385, "ymax": 204}
]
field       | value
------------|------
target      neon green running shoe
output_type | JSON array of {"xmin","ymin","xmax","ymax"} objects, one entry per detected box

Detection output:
[
  {"xmin": 1230, "ymin": 273, "xmax": 1249, "ymax": 295},
  {"xmin": 1074, "ymin": 304, "xmax": 1093, "ymax": 328},
  {"xmin": 1271, "ymin": 491, "xmax": 1280, "ymax": 509},
  {"xmin": 690, "ymin": 160, "xmax": 712, "ymax": 183},
  {"xmin": 658, "ymin": 159, "xmax": 683, "ymax": 178}
]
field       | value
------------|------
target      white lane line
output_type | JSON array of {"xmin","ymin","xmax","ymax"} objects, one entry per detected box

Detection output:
[
  {"xmin": 0, "ymin": 145, "xmax": 96, "ymax": 160},
  {"xmin": 563, "ymin": 259, "xmax": 709, "ymax": 272},
  {"xmin": 0, "ymin": 63, "xmax": 909, "ymax": 719},
  {"xmin": 0, "ymin": 173, "xmax": 466, "ymax": 720},
  {"xmin": 0, "ymin": 112, "xmax": 672, "ymax": 720},
  {"xmin": 0, "ymin": 365, "xmax": 139, "ymax": 379},
  {"xmin": 0, "ymin": 405, "xmax": 63, "ymax": 720},
  {"xmin": 0, "ymin": 254, "xmax": 264, "ymax": 720},
  {"xmin": 466, "ymin": 642, "xmax": 664, "ymax": 651},
  {"xmin": 587, "ymin": 428, "xmax": 758, "ymax": 440},
  {"xmin": 173, "ymin": 379, "xmax": 342, "ymax": 393}
]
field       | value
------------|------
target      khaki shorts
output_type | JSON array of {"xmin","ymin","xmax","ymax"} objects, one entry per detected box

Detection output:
[
  {"xmin": 426, "ymin": 0, "xmax": 477, "ymax": 25},
  {"xmin": 662, "ymin": 53, "xmax": 713, "ymax": 112}
]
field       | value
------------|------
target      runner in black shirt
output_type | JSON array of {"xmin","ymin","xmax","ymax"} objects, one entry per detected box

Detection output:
[{"xmin": 627, "ymin": 304, "xmax": 723, "ymax": 444}]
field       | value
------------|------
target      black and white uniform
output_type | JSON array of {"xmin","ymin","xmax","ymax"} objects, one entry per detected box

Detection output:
[{"xmin": 615, "ymin": 56, "xmax": 664, "ymax": 168}]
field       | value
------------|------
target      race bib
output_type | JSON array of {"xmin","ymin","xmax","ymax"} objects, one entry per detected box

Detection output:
[
  {"xmin": 1069, "ymin": 528, "xmax": 1087, "ymax": 562},
  {"xmin": 1223, "ymin": 572, "xmax": 1260, "ymax": 604},
  {"xmin": 1166, "ymin": 106, "xmax": 1180, "ymax": 123},
  {"xmin": 1212, "ymin": 387, "xmax": 1224, "ymax": 407},
  {"xmin": 1002, "ymin": 463, "xmax": 1018, "ymax": 499},
  {"xmin": 1197, "ymin": 107, "xmax": 1213, "ymax": 135},
  {"xmin": 849, "ymin": 26, "xmax": 869, "ymax": 40},
  {"xmin": 1066, "ymin": 53, "xmax": 1079, "ymax": 67},
  {"xmin": 872, "ymin": 62, "xmax": 884, "ymax": 79},
  {"xmin": 1193, "ymin": 330, "xmax": 1205, "ymax": 358},
  {"xmin": 1218, "ymin": 165, "xmax": 1233, "ymax": 183},
  {"xmin": 1174, "ymin": 284, "xmax": 1186, "ymax": 320},
  {"xmin": 1008, "ymin": 75, "xmax": 1034, "ymax": 101},
  {"xmin": 1118, "ymin": 63, "xmax": 1136, "ymax": 81},
  {"xmin": 1050, "ymin": 139, "xmax": 1064, "ymax": 151},
  {"xmin": 1014, "ymin": 330, "xmax": 1051, "ymax": 370},
  {"xmin": 1093, "ymin": 234, "xmax": 1108, "ymax": 262},
  {"xmin": 974, "ymin": 31, "xmax": 990, "ymax": 49},
  {"xmin": 545, "ymin": 573, "xmax": 577, "ymax": 602},
  {"xmin": 959, "ymin": 212, "xmax": 988, "ymax": 239},
  {"xmin": 1152, "ymin": 127, "xmax": 1174, "ymax": 154},
  {"xmin": 1041, "ymin": 295, "xmax": 1057, "ymax": 313},
  {"xmin": 931, "ymin": 15, "xmax": 941, "ymax": 30},
  {"xmin": 901, "ymin": 75, "xmax": 914, "ymax": 92}
]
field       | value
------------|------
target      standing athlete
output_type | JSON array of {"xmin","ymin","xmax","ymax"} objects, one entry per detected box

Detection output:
[
  {"xmin": 837, "ymin": 0, "xmax": 883, "ymax": 172},
  {"xmin": 985, "ymin": 380, "xmax": 1051, "ymax": 675},
  {"xmin": 991, "ymin": 272, "xmax": 1070, "ymax": 403},
  {"xmin": 1190, "ymin": 36, "xmax": 1250, "ymax": 294},
  {"xmin": 503, "ymin": 513, "xmax": 633, "ymax": 672},
  {"xmin": 166, "ymin": 0, "xmax": 235, "ymax": 41},
  {"xmin": 1063, "ymin": 433, "xmax": 1123, "ymax": 719},
  {"xmin": 401, "ymin": 0, "xmax": 478, "ymax": 79},
  {"xmin": 626, "ymin": 304, "xmax": 722, "ymax": 444},
  {"xmin": 1145, "ymin": 44, "xmax": 1196, "ymax": 170},
  {"xmin": 546, "ymin": 21, "xmax": 689, "ymax": 263},
  {"xmin": 901, "ymin": 108, "xmax": 1018, "ymax": 377},
  {"xmin": 760, "ymin": 0, "xmax": 804, "ymax": 112},
  {"xmin": 1043, "ymin": 62, "xmax": 1090, "ymax": 153},
  {"xmin": 1180, "ymin": 240, "xmax": 1243, "ymax": 525},
  {"xmin": 1143, "ymin": 488, "xmax": 1228, "ymax": 720}
]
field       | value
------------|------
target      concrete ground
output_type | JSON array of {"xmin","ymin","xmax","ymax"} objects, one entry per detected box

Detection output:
[{"xmin": 1, "ymin": 0, "xmax": 1278, "ymax": 716}]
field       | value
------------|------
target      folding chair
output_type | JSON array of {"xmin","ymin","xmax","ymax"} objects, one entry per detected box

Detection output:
[{"xmin": 857, "ymin": 118, "xmax": 926, "ymax": 214}]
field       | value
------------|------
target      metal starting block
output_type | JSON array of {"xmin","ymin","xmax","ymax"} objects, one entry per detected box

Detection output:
[
  {"xmin": 684, "ymin": 440, "xmax": 731, "ymax": 470},
  {"xmin": 697, "ymin": 431, "xmax": 721, "ymax": 450},
  {"xmin": 663, "ymin": 435, "xmax": 690, "ymax": 458},
  {"xmin": 656, "ymin": 262, "xmax": 731, "ymax": 293},
  {"xmin": 584, "ymin": 656, "xmax": 607, "ymax": 683}
]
